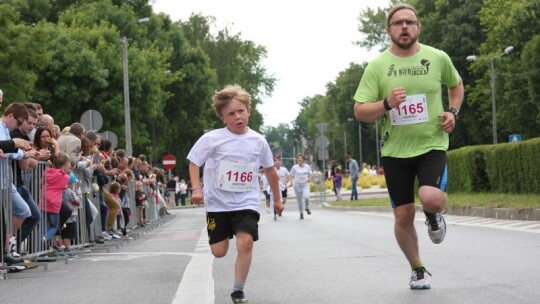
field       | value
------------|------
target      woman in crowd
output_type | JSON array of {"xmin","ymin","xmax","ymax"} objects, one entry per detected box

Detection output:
[{"xmin": 33, "ymin": 127, "xmax": 59, "ymax": 162}]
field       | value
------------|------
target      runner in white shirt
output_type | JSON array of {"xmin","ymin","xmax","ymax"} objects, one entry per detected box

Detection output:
[
  {"xmin": 289, "ymin": 153, "xmax": 312, "ymax": 220},
  {"xmin": 274, "ymin": 158, "xmax": 290, "ymax": 206},
  {"xmin": 187, "ymin": 84, "xmax": 283, "ymax": 304}
]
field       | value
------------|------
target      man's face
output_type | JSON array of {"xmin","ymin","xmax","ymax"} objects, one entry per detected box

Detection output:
[
  {"xmin": 36, "ymin": 108, "xmax": 43, "ymax": 122},
  {"xmin": 7, "ymin": 113, "xmax": 23, "ymax": 130},
  {"xmin": 22, "ymin": 116, "xmax": 37, "ymax": 135},
  {"xmin": 386, "ymin": 8, "xmax": 420, "ymax": 50}
]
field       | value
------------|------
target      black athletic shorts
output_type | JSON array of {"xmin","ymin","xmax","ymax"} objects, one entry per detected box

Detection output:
[
  {"xmin": 281, "ymin": 188, "xmax": 288, "ymax": 198},
  {"xmin": 206, "ymin": 210, "xmax": 260, "ymax": 245},
  {"xmin": 382, "ymin": 150, "xmax": 448, "ymax": 208}
]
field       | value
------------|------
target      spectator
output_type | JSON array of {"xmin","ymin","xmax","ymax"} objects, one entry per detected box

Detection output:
[
  {"xmin": 60, "ymin": 173, "xmax": 82, "ymax": 255},
  {"xmin": 333, "ymin": 167, "xmax": 343, "ymax": 201},
  {"xmin": 178, "ymin": 178, "xmax": 188, "ymax": 207},
  {"xmin": 57, "ymin": 122, "xmax": 85, "ymax": 167},
  {"xmin": 33, "ymin": 127, "xmax": 59, "ymax": 162},
  {"xmin": 345, "ymin": 154, "xmax": 360, "ymax": 201},
  {"xmin": 0, "ymin": 103, "xmax": 36, "ymax": 259},
  {"xmin": 10, "ymin": 109, "xmax": 41, "ymax": 254},
  {"xmin": 42, "ymin": 152, "xmax": 71, "ymax": 242}
]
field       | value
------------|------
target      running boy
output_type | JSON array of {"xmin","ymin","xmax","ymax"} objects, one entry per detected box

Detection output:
[{"xmin": 188, "ymin": 84, "xmax": 283, "ymax": 304}]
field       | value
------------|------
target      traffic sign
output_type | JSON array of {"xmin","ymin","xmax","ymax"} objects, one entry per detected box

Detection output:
[
  {"xmin": 162, "ymin": 154, "xmax": 176, "ymax": 170},
  {"xmin": 509, "ymin": 134, "xmax": 522, "ymax": 143}
]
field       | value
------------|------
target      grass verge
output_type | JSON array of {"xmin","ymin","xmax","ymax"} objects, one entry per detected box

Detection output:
[{"xmin": 329, "ymin": 192, "xmax": 540, "ymax": 210}]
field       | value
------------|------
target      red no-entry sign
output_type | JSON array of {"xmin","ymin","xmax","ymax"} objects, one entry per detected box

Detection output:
[{"xmin": 162, "ymin": 154, "xmax": 176, "ymax": 170}]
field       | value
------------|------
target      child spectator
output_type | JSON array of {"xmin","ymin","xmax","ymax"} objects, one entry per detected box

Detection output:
[
  {"xmin": 61, "ymin": 173, "xmax": 83, "ymax": 255},
  {"xmin": 333, "ymin": 167, "xmax": 343, "ymax": 201},
  {"xmin": 135, "ymin": 181, "xmax": 147, "ymax": 227},
  {"xmin": 104, "ymin": 182, "xmax": 122, "ymax": 239},
  {"xmin": 41, "ymin": 152, "xmax": 71, "ymax": 243},
  {"xmin": 117, "ymin": 174, "xmax": 131, "ymax": 236}
]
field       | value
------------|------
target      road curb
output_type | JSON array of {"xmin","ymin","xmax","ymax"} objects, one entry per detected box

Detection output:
[{"xmin": 322, "ymin": 203, "xmax": 540, "ymax": 222}]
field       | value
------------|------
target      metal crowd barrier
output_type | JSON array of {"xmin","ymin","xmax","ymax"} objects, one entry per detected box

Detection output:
[{"xmin": 1, "ymin": 157, "xmax": 169, "ymax": 278}]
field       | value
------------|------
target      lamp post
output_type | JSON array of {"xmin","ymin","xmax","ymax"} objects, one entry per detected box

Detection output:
[
  {"xmin": 121, "ymin": 17, "xmax": 150, "ymax": 156},
  {"xmin": 466, "ymin": 46, "xmax": 513, "ymax": 144},
  {"xmin": 347, "ymin": 118, "xmax": 362, "ymax": 164}
]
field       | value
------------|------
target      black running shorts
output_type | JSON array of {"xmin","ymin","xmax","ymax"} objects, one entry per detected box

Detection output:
[
  {"xmin": 206, "ymin": 210, "xmax": 260, "ymax": 245},
  {"xmin": 382, "ymin": 150, "xmax": 448, "ymax": 208}
]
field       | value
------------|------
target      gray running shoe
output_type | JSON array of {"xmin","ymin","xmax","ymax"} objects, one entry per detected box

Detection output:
[
  {"xmin": 410, "ymin": 267, "xmax": 432, "ymax": 289},
  {"xmin": 425, "ymin": 212, "xmax": 446, "ymax": 244}
]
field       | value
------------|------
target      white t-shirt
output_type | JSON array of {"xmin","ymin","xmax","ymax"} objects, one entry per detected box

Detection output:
[
  {"xmin": 187, "ymin": 127, "xmax": 274, "ymax": 212},
  {"xmin": 260, "ymin": 174, "xmax": 269, "ymax": 192},
  {"xmin": 275, "ymin": 166, "xmax": 289, "ymax": 190},
  {"xmin": 290, "ymin": 164, "xmax": 312, "ymax": 185}
]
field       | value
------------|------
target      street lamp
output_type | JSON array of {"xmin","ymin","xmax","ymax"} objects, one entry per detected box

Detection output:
[
  {"xmin": 466, "ymin": 45, "xmax": 514, "ymax": 144},
  {"xmin": 121, "ymin": 17, "xmax": 150, "ymax": 156},
  {"xmin": 347, "ymin": 118, "xmax": 362, "ymax": 164}
]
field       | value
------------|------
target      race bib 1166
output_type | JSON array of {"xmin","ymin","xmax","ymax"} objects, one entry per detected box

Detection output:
[{"xmin": 218, "ymin": 160, "xmax": 257, "ymax": 192}]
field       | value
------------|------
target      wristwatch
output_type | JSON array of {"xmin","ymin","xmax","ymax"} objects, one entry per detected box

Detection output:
[{"xmin": 448, "ymin": 107, "xmax": 460, "ymax": 120}]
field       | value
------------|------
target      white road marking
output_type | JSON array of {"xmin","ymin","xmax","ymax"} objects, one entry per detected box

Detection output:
[
  {"xmin": 352, "ymin": 211, "xmax": 540, "ymax": 234},
  {"xmin": 171, "ymin": 228, "xmax": 214, "ymax": 304}
]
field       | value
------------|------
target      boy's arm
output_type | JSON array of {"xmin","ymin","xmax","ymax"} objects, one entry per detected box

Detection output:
[
  {"xmin": 264, "ymin": 167, "xmax": 284, "ymax": 213},
  {"xmin": 189, "ymin": 162, "xmax": 203, "ymax": 204}
]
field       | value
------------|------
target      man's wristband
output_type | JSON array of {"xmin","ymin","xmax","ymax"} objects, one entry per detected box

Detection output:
[
  {"xmin": 383, "ymin": 97, "xmax": 392, "ymax": 111},
  {"xmin": 192, "ymin": 189, "xmax": 202, "ymax": 194}
]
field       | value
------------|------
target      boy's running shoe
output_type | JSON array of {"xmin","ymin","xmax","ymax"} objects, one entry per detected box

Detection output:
[
  {"xmin": 410, "ymin": 267, "xmax": 432, "ymax": 289},
  {"xmin": 231, "ymin": 290, "xmax": 248, "ymax": 303}
]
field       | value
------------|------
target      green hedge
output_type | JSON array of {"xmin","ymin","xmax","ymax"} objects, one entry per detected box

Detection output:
[{"xmin": 447, "ymin": 138, "xmax": 540, "ymax": 194}]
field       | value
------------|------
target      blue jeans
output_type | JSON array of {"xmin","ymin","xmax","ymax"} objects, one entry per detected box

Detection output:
[
  {"xmin": 11, "ymin": 184, "xmax": 31, "ymax": 218},
  {"xmin": 16, "ymin": 185, "xmax": 41, "ymax": 243},
  {"xmin": 350, "ymin": 176, "xmax": 359, "ymax": 200},
  {"xmin": 45, "ymin": 212, "xmax": 60, "ymax": 241}
]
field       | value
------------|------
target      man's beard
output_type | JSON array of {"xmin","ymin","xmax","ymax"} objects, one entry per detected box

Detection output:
[{"xmin": 391, "ymin": 34, "xmax": 418, "ymax": 50}]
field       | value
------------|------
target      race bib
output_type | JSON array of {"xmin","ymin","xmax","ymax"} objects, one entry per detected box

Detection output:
[
  {"xmin": 390, "ymin": 94, "xmax": 429, "ymax": 125},
  {"xmin": 218, "ymin": 160, "xmax": 257, "ymax": 192},
  {"xmin": 296, "ymin": 173, "xmax": 309, "ymax": 184}
]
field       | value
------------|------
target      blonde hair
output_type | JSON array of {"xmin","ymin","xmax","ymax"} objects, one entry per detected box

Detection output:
[
  {"xmin": 212, "ymin": 84, "xmax": 251, "ymax": 118},
  {"xmin": 53, "ymin": 152, "xmax": 70, "ymax": 169}
]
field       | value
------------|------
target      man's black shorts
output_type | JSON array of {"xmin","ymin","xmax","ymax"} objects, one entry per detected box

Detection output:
[
  {"xmin": 382, "ymin": 150, "xmax": 448, "ymax": 208},
  {"xmin": 206, "ymin": 210, "xmax": 260, "ymax": 245},
  {"xmin": 281, "ymin": 188, "xmax": 288, "ymax": 198}
]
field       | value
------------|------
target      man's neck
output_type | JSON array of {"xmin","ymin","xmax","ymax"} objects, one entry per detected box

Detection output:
[{"xmin": 389, "ymin": 42, "xmax": 420, "ymax": 58}]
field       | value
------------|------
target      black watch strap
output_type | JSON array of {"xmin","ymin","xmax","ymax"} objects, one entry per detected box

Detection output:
[{"xmin": 449, "ymin": 107, "xmax": 460, "ymax": 120}]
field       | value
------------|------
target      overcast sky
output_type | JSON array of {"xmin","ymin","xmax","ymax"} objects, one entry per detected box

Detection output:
[{"xmin": 153, "ymin": 0, "xmax": 384, "ymax": 127}]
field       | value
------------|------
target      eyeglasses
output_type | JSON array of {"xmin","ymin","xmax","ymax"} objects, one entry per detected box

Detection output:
[
  {"xmin": 389, "ymin": 19, "xmax": 418, "ymax": 27},
  {"xmin": 14, "ymin": 116, "xmax": 24, "ymax": 127}
]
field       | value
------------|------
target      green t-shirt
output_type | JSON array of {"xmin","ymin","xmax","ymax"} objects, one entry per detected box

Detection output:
[{"xmin": 354, "ymin": 44, "xmax": 460, "ymax": 158}]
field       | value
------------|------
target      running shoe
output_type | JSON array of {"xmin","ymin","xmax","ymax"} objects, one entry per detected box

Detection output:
[
  {"xmin": 300, "ymin": 213, "xmax": 304, "ymax": 220},
  {"xmin": 409, "ymin": 267, "xmax": 432, "ymax": 289},
  {"xmin": 231, "ymin": 290, "xmax": 248, "ymax": 303},
  {"xmin": 425, "ymin": 211, "xmax": 446, "ymax": 244},
  {"xmin": 305, "ymin": 208, "xmax": 311, "ymax": 215}
]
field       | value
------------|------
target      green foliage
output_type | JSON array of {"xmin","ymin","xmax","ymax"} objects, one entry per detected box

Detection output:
[
  {"xmin": 448, "ymin": 138, "xmax": 540, "ymax": 194},
  {"xmin": 0, "ymin": 1, "xmax": 273, "ymax": 178}
]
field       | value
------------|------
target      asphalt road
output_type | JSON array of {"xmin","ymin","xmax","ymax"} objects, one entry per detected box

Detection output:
[{"xmin": 2, "ymin": 202, "xmax": 539, "ymax": 304}]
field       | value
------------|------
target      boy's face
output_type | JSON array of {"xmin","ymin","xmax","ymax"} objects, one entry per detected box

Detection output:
[{"xmin": 220, "ymin": 99, "xmax": 250, "ymax": 135}]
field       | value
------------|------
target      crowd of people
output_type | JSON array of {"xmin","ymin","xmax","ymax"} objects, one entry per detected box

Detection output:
[{"xmin": 0, "ymin": 99, "xmax": 181, "ymax": 273}]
